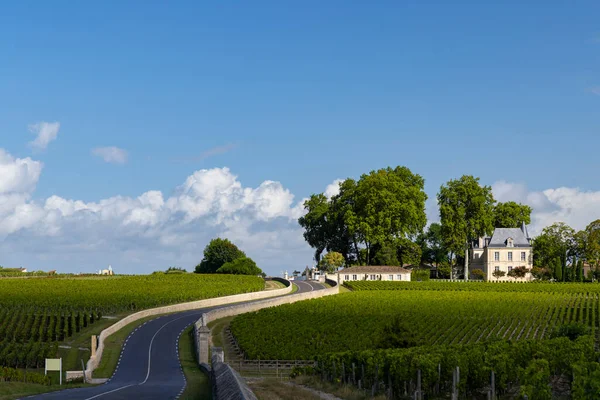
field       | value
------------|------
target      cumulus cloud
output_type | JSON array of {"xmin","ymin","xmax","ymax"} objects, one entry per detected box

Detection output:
[
  {"xmin": 0, "ymin": 148, "xmax": 313, "ymax": 274},
  {"xmin": 92, "ymin": 147, "xmax": 128, "ymax": 164},
  {"xmin": 324, "ymin": 179, "xmax": 343, "ymax": 199},
  {"xmin": 28, "ymin": 122, "xmax": 60, "ymax": 150},
  {"xmin": 491, "ymin": 181, "xmax": 600, "ymax": 235}
]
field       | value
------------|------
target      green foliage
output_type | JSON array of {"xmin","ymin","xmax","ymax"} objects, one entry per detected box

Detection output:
[
  {"xmin": 554, "ymin": 258, "xmax": 563, "ymax": 281},
  {"xmin": 0, "ymin": 275, "xmax": 263, "ymax": 369},
  {"xmin": 520, "ymin": 359, "xmax": 552, "ymax": 400},
  {"xmin": 299, "ymin": 166, "xmax": 427, "ymax": 265},
  {"xmin": 417, "ymin": 222, "xmax": 449, "ymax": 266},
  {"xmin": 572, "ymin": 361, "xmax": 600, "ymax": 400},
  {"xmin": 585, "ymin": 219, "xmax": 600, "ymax": 267},
  {"xmin": 533, "ymin": 222, "xmax": 575, "ymax": 268},
  {"xmin": 397, "ymin": 238, "xmax": 422, "ymax": 266},
  {"xmin": 437, "ymin": 175, "xmax": 495, "ymax": 258},
  {"xmin": 0, "ymin": 366, "xmax": 51, "ymax": 385},
  {"xmin": 411, "ymin": 268, "xmax": 430, "ymax": 281},
  {"xmin": 470, "ymin": 268, "xmax": 485, "ymax": 280},
  {"xmin": 372, "ymin": 242, "xmax": 400, "ymax": 266},
  {"xmin": 492, "ymin": 201, "xmax": 532, "ymax": 228},
  {"xmin": 232, "ymin": 282, "xmax": 600, "ymax": 360},
  {"xmin": 576, "ymin": 259, "xmax": 584, "ymax": 282},
  {"xmin": 507, "ymin": 266, "xmax": 529, "ymax": 278},
  {"xmin": 195, "ymin": 238, "xmax": 246, "ymax": 274},
  {"xmin": 216, "ymin": 257, "xmax": 262, "ymax": 276},
  {"xmin": 377, "ymin": 316, "xmax": 419, "ymax": 349},
  {"xmin": 318, "ymin": 251, "xmax": 345, "ymax": 273},
  {"xmin": 492, "ymin": 269, "xmax": 506, "ymax": 281},
  {"xmin": 551, "ymin": 322, "xmax": 591, "ymax": 341},
  {"xmin": 165, "ymin": 266, "xmax": 187, "ymax": 274},
  {"xmin": 531, "ymin": 266, "xmax": 551, "ymax": 280}
]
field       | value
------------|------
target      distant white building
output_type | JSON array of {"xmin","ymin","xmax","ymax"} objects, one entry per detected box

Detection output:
[
  {"xmin": 99, "ymin": 265, "xmax": 114, "ymax": 276},
  {"xmin": 469, "ymin": 223, "xmax": 533, "ymax": 282},
  {"xmin": 336, "ymin": 266, "xmax": 412, "ymax": 284}
]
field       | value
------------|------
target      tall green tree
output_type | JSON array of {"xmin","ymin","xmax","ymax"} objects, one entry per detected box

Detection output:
[
  {"xmin": 576, "ymin": 259, "xmax": 583, "ymax": 282},
  {"xmin": 437, "ymin": 175, "xmax": 495, "ymax": 279},
  {"xmin": 585, "ymin": 219, "xmax": 600, "ymax": 267},
  {"xmin": 318, "ymin": 251, "xmax": 345, "ymax": 273},
  {"xmin": 346, "ymin": 166, "xmax": 427, "ymax": 265},
  {"xmin": 492, "ymin": 201, "xmax": 532, "ymax": 228},
  {"xmin": 554, "ymin": 258, "xmax": 563, "ymax": 281},
  {"xmin": 397, "ymin": 238, "xmax": 422, "ymax": 266},
  {"xmin": 533, "ymin": 222, "xmax": 575, "ymax": 268},
  {"xmin": 298, "ymin": 194, "xmax": 330, "ymax": 263},
  {"xmin": 299, "ymin": 166, "xmax": 428, "ymax": 266},
  {"xmin": 417, "ymin": 223, "xmax": 449, "ymax": 266},
  {"xmin": 195, "ymin": 238, "xmax": 246, "ymax": 274}
]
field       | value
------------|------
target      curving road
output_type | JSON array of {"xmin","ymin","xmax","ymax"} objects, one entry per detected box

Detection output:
[{"xmin": 25, "ymin": 280, "xmax": 325, "ymax": 400}]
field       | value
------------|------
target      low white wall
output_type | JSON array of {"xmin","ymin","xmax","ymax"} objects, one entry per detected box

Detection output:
[
  {"xmin": 84, "ymin": 280, "xmax": 292, "ymax": 378},
  {"xmin": 199, "ymin": 283, "xmax": 339, "ymax": 329}
]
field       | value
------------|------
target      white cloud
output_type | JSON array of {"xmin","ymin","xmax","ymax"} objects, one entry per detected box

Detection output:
[
  {"xmin": 0, "ymin": 149, "xmax": 314, "ymax": 274},
  {"xmin": 324, "ymin": 179, "xmax": 343, "ymax": 199},
  {"xmin": 0, "ymin": 149, "xmax": 42, "ymax": 194},
  {"xmin": 92, "ymin": 147, "xmax": 128, "ymax": 164},
  {"xmin": 491, "ymin": 181, "xmax": 600, "ymax": 235},
  {"xmin": 28, "ymin": 122, "xmax": 60, "ymax": 151}
]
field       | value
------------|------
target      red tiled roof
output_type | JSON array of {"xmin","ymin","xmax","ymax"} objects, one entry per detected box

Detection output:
[{"xmin": 337, "ymin": 265, "xmax": 411, "ymax": 274}]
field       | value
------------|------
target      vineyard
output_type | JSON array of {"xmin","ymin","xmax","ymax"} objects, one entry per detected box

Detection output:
[
  {"xmin": 344, "ymin": 280, "xmax": 600, "ymax": 294},
  {"xmin": 0, "ymin": 274, "xmax": 263, "ymax": 369},
  {"xmin": 230, "ymin": 284, "xmax": 600, "ymax": 360},
  {"xmin": 231, "ymin": 282, "xmax": 600, "ymax": 398}
]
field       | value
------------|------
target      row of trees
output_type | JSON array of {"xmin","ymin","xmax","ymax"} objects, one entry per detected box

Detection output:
[
  {"xmin": 299, "ymin": 168, "xmax": 532, "ymax": 274},
  {"xmin": 531, "ymin": 221, "xmax": 600, "ymax": 281},
  {"xmin": 299, "ymin": 166, "xmax": 600, "ymax": 280},
  {"xmin": 194, "ymin": 238, "xmax": 264, "ymax": 276}
]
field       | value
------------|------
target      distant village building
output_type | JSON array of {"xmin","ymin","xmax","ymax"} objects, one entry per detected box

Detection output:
[
  {"xmin": 336, "ymin": 266, "xmax": 411, "ymax": 284},
  {"xmin": 98, "ymin": 265, "xmax": 114, "ymax": 276},
  {"xmin": 469, "ymin": 223, "xmax": 533, "ymax": 281}
]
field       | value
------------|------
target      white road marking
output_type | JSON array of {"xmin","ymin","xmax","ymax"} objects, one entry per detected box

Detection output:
[
  {"xmin": 83, "ymin": 384, "xmax": 135, "ymax": 400},
  {"xmin": 140, "ymin": 314, "xmax": 193, "ymax": 385}
]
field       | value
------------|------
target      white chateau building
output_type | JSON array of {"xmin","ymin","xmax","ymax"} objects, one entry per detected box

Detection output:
[{"xmin": 469, "ymin": 222, "xmax": 533, "ymax": 281}]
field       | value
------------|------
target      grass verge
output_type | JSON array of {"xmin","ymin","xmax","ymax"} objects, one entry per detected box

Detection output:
[
  {"xmin": 178, "ymin": 326, "xmax": 212, "ymax": 400},
  {"xmin": 0, "ymin": 382, "xmax": 89, "ymax": 400},
  {"xmin": 265, "ymin": 280, "xmax": 285, "ymax": 290},
  {"xmin": 247, "ymin": 379, "xmax": 323, "ymax": 400},
  {"xmin": 293, "ymin": 376, "xmax": 386, "ymax": 400}
]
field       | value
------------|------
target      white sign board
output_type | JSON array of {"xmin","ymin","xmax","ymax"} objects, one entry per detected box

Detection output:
[{"xmin": 45, "ymin": 358, "xmax": 62, "ymax": 385}]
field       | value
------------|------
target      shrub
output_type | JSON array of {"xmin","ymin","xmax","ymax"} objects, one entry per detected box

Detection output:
[
  {"xmin": 470, "ymin": 269, "xmax": 485, "ymax": 280},
  {"xmin": 551, "ymin": 323, "xmax": 591, "ymax": 341},
  {"xmin": 507, "ymin": 266, "xmax": 529, "ymax": 278},
  {"xmin": 195, "ymin": 238, "xmax": 246, "ymax": 274},
  {"xmin": 216, "ymin": 257, "xmax": 263, "ymax": 276},
  {"xmin": 411, "ymin": 268, "xmax": 430, "ymax": 281}
]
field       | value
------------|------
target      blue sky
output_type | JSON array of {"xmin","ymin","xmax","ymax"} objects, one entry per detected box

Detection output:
[{"xmin": 1, "ymin": 1, "xmax": 600, "ymax": 275}]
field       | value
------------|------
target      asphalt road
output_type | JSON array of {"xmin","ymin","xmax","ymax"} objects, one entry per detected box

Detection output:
[{"xmin": 25, "ymin": 280, "xmax": 325, "ymax": 400}]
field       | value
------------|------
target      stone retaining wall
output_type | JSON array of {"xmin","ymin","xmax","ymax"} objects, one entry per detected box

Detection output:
[
  {"xmin": 211, "ymin": 349, "xmax": 257, "ymax": 400},
  {"xmin": 83, "ymin": 279, "xmax": 292, "ymax": 378}
]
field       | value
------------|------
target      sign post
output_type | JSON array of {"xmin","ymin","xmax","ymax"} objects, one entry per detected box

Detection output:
[{"xmin": 45, "ymin": 358, "xmax": 62, "ymax": 385}]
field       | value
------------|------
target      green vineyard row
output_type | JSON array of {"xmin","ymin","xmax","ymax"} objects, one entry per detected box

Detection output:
[
  {"xmin": 344, "ymin": 280, "xmax": 600, "ymax": 293},
  {"xmin": 0, "ymin": 274, "xmax": 263, "ymax": 369},
  {"xmin": 230, "ymin": 286, "xmax": 600, "ymax": 360}
]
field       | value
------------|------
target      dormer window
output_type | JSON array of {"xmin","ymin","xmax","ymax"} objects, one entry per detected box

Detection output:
[{"xmin": 506, "ymin": 238, "xmax": 514, "ymax": 247}]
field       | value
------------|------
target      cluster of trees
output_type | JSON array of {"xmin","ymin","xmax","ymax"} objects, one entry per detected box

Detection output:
[
  {"xmin": 194, "ymin": 238, "xmax": 264, "ymax": 276},
  {"xmin": 532, "ymin": 220, "xmax": 600, "ymax": 281},
  {"xmin": 299, "ymin": 167, "xmax": 532, "ymax": 278},
  {"xmin": 299, "ymin": 166, "xmax": 428, "ymax": 267}
]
